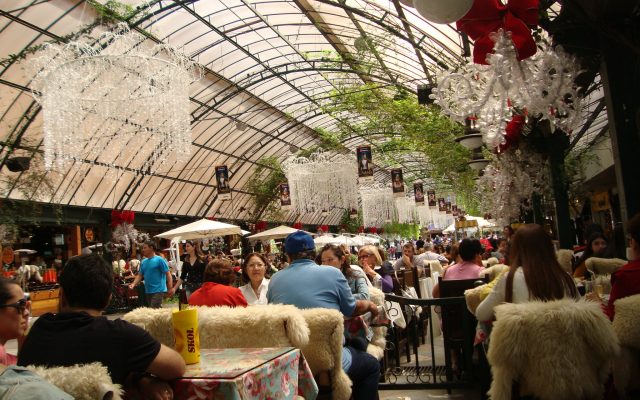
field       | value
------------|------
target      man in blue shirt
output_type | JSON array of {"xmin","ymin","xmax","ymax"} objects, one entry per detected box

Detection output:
[
  {"xmin": 267, "ymin": 231, "xmax": 381, "ymax": 400},
  {"xmin": 129, "ymin": 242, "xmax": 173, "ymax": 308}
]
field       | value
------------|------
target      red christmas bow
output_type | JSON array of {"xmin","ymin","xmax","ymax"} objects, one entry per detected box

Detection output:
[
  {"xmin": 457, "ymin": 0, "xmax": 539, "ymax": 65},
  {"xmin": 111, "ymin": 210, "xmax": 135, "ymax": 228},
  {"xmin": 497, "ymin": 114, "xmax": 525, "ymax": 152}
]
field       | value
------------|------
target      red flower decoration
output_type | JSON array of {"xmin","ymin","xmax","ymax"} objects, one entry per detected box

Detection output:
[
  {"xmin": 292, "ymin": 222, "xmax": 303, "ymax": 230},
  {"xmin": 256, "ymin": 221, "xmax": 268, "ymax": 232},
  {"xmin": 357, "ymin": 226, "xmax": 365, "ymax": 233},
  {"xmin": 367, "ymin": 227, "xmax": 378, "ymax": 234},
  {"xmin": 110, "ymin": 210, "xmax": 135, "ymax": 228},
  {"xmin": 498, "ymin": 114, "xmax": 525, "ymax": 153},
  {"xmin": 319, "ymin": 225, "xmax": 329, "ymax": 232}
]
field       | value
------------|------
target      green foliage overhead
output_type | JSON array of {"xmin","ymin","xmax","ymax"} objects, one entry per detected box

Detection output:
[
  {"xmin": 245, "ymin": 156, "xmax": 286, "ymax": 222},
  {"xmin": 319, "ymin": 83, "xmax": 477, "ymax": 201},
  {"xmin": 382, "ymin": 222, "xmax": 421, "ymax": 239}
]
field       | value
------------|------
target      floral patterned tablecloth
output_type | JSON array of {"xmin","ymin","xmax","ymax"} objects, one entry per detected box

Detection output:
[{"xmin": 173, "ymin": 347, "xmax": 318, "ymax": 400}]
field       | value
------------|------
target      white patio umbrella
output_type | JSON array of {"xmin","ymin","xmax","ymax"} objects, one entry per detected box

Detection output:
[
  {"xmin": 247, "ymin": 225, "xmax": 313, "ymax": 241},
  {"xmin": 14, "ymin": 249, "xmax": 37, "ymax": 254},
  {"xmin": 156, "ymin": 218, "xmax": 242, "ymax": 241}
]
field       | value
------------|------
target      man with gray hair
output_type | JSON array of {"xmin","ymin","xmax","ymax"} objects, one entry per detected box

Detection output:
[{"xmin": 418, "ymin": 241, "xmax": 448, "ymax": 264}]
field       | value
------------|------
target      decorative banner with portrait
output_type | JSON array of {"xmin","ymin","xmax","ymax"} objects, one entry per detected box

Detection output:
[
  {"xmin": 390, "ymin": 168, "xmax": 404, "ymax": 197},
  {"xmin": 438, "ymin": 198, "xmax": 446, "ymax": 212},
  {"xmin": 215, "ymin": 165, "xmax": 231, "ymax": 200},
  {"xmin": 414, "ymin": 182, "xmax": 425, "ymax": 205},
  {"xmin": 279, "ymin": 182, "xmax": 291, "ymax": 209},
  {"xmin": 356, "ymin": 145, "xmax": 374, "ymax": 183},
  {"xmin": 452, "ymin": 205, "xmax": 459, "ymax": 217},
  {"xmin": 427, "ymin": 190, "xmax": 437, "ymax": 208},
  {"xmin": 349, "ymin": 208, "xmax": 359, "ymax": 220},
  {"xmin": 445, "ymin": 201, "xmax": 452, "ymax": 214}
]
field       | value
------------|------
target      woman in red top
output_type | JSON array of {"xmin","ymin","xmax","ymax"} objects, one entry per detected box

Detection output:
[{"xmin": 188, "ymin": 259, "xmax": 247, "ymax": 307}]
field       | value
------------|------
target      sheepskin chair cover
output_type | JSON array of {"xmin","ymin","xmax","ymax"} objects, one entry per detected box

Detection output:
[
  {"xmin": 613, "ymin": 294, "xmax": 640, "ymax": 350},
  {"xmin": 299, "ymin": 308, "xmax": 352, "ymax": 400},
  {"xmin": 123, "ymin": 305, "xmax": 310, "ymax": 349},
  {"xmin": 195, "ymin": 304, "xmax": 309, "ymax": 349},
  {"xmin": 487, "ymin": 299, "xmax": 620, "ymax": 400},
  {"xmin": 123, "ymin": 307, "xmax": 174, "ymax": 346},
  {"xmin": 367, "ymin": 287, "xmax": 387, "ymax": 360},
  {"xmin": 556, "ymin": 249, "xmax": 574, "ymax": 274},
  {"xmin": 464, "ymin": 283, "xmax": 487, "ymax": 315},
  {"xmin": 427, "ymin": 260, "xmax": 443, "ymax": 276},
  {"xmin": 612, "ymin": 294, "xmax": 640, "ymax": 397},
  {"xmin": 28, "ymin": 363, "xmax": 122, "ymax": 400},
  {"xmin": 481, "ymin": 263, "xmax": 508, "ymax": 281},
  {"xmin": 586, "ymin": 257, "xmax": 626, "ymax": 276}
]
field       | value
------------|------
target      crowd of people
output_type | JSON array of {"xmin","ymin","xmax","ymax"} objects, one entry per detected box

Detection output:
[{"xmin": 2, "ymin": 212, "xmax": 640, "ymax": 399}]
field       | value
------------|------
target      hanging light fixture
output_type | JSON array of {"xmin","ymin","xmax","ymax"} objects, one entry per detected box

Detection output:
[
  {"xmin": 30, "ymin": 23, "xmax": 201, "ymax": 174},
  {"xmin": 454, "ymin": 117, "xmax": 484, "ymax": 150},
  {"xmin": 432, "ymin": 30, "xmax": 583, "ymax": 149},
  {"xmin": 468, "ymin": 148, "xmax": 490, "ymax": 171},
  {"xmin": 282, "ymin": 151, "xmax": 358, "ymax": 215},
  {"xmin": 360, "ymin": 184, "xmax": 397, "ymax": 228}
]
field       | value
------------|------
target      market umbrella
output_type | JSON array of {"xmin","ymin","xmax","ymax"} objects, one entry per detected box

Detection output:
[
  {"xmin": 313, "ymin": 235, "xmax": 341, "ymax": 246},
  {"xmin": 156, "ymin": 218, "xmax": 242, "ymax": 241},
  {"xmin": 14, "ymin": 249, "xmax": 37, "ymax": 254},
  {"xmin": 247, "ymin": 225, "xmax": 313, "ymax": 241}
]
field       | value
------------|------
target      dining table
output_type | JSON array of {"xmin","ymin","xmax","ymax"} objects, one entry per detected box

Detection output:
[{"xmin": 172, "ymin": 347, "xmax": 318, "ymax": 400}]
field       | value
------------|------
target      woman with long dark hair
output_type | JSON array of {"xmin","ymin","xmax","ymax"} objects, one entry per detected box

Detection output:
[
  {"xmin": 476, "ymin": 224, "xmax": 578, "ymax": 321},
  {"xmin": 317, "ymin": 244, "xmax": 369, "ymax": 300},
  {"xmin": 573, "ymin": 232, "xmax": 609, "ymax": 279},
  {"xmin": 172, "ymin": 241, "xmax": 206, "ymax": 300}
]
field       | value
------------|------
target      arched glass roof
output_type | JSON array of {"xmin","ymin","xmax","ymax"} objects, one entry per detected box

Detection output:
[{"xmin": 0, "ymin": 0, "xmax": 606, "ymax": 225}]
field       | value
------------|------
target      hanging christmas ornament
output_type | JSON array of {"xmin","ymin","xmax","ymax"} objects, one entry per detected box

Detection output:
[{"xmin": 414, "ymin": 0, "xmax": 474, "ymax": 24}]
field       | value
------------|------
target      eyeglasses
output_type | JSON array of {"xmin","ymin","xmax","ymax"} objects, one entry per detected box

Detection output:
[
  {"xmin": 0, "ymin": 298, "xmax": 30, "ymax": 313},
  {"xmin": 358, "ymin": 254, "xmax": 373, "ymax": 259},
  {"xmin": 247, "ymin": 263, "xmax": 265, "ymax": 269}
]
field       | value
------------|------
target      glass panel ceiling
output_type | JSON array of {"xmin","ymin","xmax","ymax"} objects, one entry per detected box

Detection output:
[{"xmin": 0, "ymin": 0, "xmax": 607, "ymax": 225}]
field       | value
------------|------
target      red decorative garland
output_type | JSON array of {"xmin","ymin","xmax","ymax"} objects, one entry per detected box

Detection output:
[{"xmin": 457, "ymin": 0, "xmax": 539, "ymax": 64}]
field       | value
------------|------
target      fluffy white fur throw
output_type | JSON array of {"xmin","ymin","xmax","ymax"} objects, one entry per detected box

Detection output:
[
  {"xmin": 481, "ymin": 263, "xmax": 508, "ymax": 281},
  {"xmin": 123, "ymin": 304, "xmax": 310, "ymax": 349},
  {"xmin": 299, "ymin": 308, "xmax": 352, "ymax": 400},
  {"xmin": 556, "ymin": 249, "xmax": 574, "ymax": 274},
  {"xmin": 27, "ymin": 363, "xmax": 122, "ymax": 400},
  {"xmin": 367, "ymin": 287, "xmax": 387, "ymax": 360},
  {"xmin": 488, "ymin": 299, "xmax": 619, "ymax": 400},
  {"xmin": 613, "ymin": 294, "xmax": 640, "ymax": 349},
  {"xmin": 586, "ymin": 257, "xmax": 626, "ymax": 276}
]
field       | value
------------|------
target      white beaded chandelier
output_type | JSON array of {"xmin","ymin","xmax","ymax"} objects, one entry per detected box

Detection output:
[
  {"xmin": 395, "ymin": 196, "xmax": 417, "ymax": 224},
  {"xmin": 360, "ymin": 184, "xmax": 396, "ymax": 228},
  {"xmin": 282, "ymin": 151, "xmax": 359, "ymax": 215},
  {"xmin": 31, "ymin": 23, "xmax": 200, "ymax": 174},
  {"xmin": 432, "ymin": 30, "xmax": 583, "ymax": 149}
]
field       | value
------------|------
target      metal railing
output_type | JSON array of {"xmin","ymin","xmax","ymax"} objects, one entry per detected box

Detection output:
[{"xmin": 379, "ymin": 294, "xmax": 476, "ymax": 391}]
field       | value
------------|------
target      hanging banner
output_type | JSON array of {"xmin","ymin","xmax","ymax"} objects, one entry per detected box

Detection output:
[
  {"xmin": 391, "ymin": 168, "xmax": 405, "ymax": 197},
  {"xmin": 414, "ymin": 182, "xmax": 425, "ymax": 205},
  {"xmin": 356, "ymin": 145, "xmax": 374, "ymax": 183},
  {"xmin": 445, "ymin": 201, "xmax": 452, "ymax": 214},
  {"xmin": 452, "ymin": 205, "xmax": 459, "ymax": 217},
  {"xmin": 279, "ymin": 182, "xmax": 291, "ymax": 209},
  {"xmin": 215, "ymin": 165, "xmax": 231, "ymax": 200},
  {"xmin": 427, "ymin": 190, "xmax": 437, "ymax": 208},
  {"xmin": 349, "ymin": 208, "xmax": 359, "ymax": 220},
  {"xmin": 438, "ymin": 198, "xmax": 446, "ymax": 212}
]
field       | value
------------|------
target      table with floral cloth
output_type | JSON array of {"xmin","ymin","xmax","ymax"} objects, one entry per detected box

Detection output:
[{"xmin": 173, "ymin": 347, "xmax": 318, "ymax": 400}]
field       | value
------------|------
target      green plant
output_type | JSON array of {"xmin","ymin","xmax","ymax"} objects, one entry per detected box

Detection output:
[
  {"xmin": 245, "ymin": 156, "xmax": 286, "ymax": 222},
  {"xmin": 382, "ymin": 222, "xmax": 420, "ymax": 239}
]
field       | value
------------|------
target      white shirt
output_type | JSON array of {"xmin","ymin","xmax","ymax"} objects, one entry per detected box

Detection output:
[
  {"xmin": 418, "ymin": 251, "xmax": 448, "ymax": 264},
  {"xmin": 475, "ymin": 268, "xmax": 531, "ymax": 321},
  {"xmin": 239, "ymin": 278, "xmax": 270, "ymax": 305}
]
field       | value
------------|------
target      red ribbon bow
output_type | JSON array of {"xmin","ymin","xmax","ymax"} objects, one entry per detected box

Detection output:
[
  {"xmin": 110, "ymin": 210, "xmax": 135, "ymax": 228},
  {"xmin": 457, "ymin": 0, "xmax": 539, "ymax": 65}
]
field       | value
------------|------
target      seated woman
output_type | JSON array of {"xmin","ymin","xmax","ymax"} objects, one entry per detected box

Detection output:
[
  {"xmin": 188, "ymin": 259, "xmax": 248, "ymax": 307},
  {"xmin": 573, "ymin": 232, "xmax": 610, "ymax": 279},
  {"xmin": 318, "ymin": 244, "xmax": 369, "ymax": 300},
  {"xmin": 0, "ymin": 277, "xmax": 30, "ymax": 365},
  {"xmin": 239, "ymin": 253, "xmax": 270, "ymax": 305},
  {"xmin": 358, "ymin": 245, "xmax": 394, "ymax": 293},
  {"xmin": 475, "ymin": 224, "xmax": 579, "ymax": 322}
]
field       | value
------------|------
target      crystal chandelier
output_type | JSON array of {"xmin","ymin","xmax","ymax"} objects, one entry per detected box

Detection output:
[
  {"xmin": 360, "ymin": 184, "xmax": 396, "ymax": 228},
  {"xmin": 432, "ymin": 30, "xmax": 583, "ymax": 149},
  {"xmin": 282, "ymin": 151, "xmax": 358, "ymax": 215},
  {"xmin": 31, "ymin": 23, "xmax": 200, "ymax": 173}
]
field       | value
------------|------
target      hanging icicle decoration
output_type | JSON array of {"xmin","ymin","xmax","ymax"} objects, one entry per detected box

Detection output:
[
  {"xmin": 395, "ymin": 196, "xmax": 417, "ymax": 224},
  {"xmin": 360, "ymin": 184, "xmax": 397, "ymax": 228},
  {"xmin": 282, "ymin": 151, "xmax": 359, "ymax": 215}
]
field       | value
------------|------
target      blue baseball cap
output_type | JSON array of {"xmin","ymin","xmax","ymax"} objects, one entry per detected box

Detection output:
[{"xmin": 284, "ymin": 231, "xmax": 315, "ymax": 253}]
